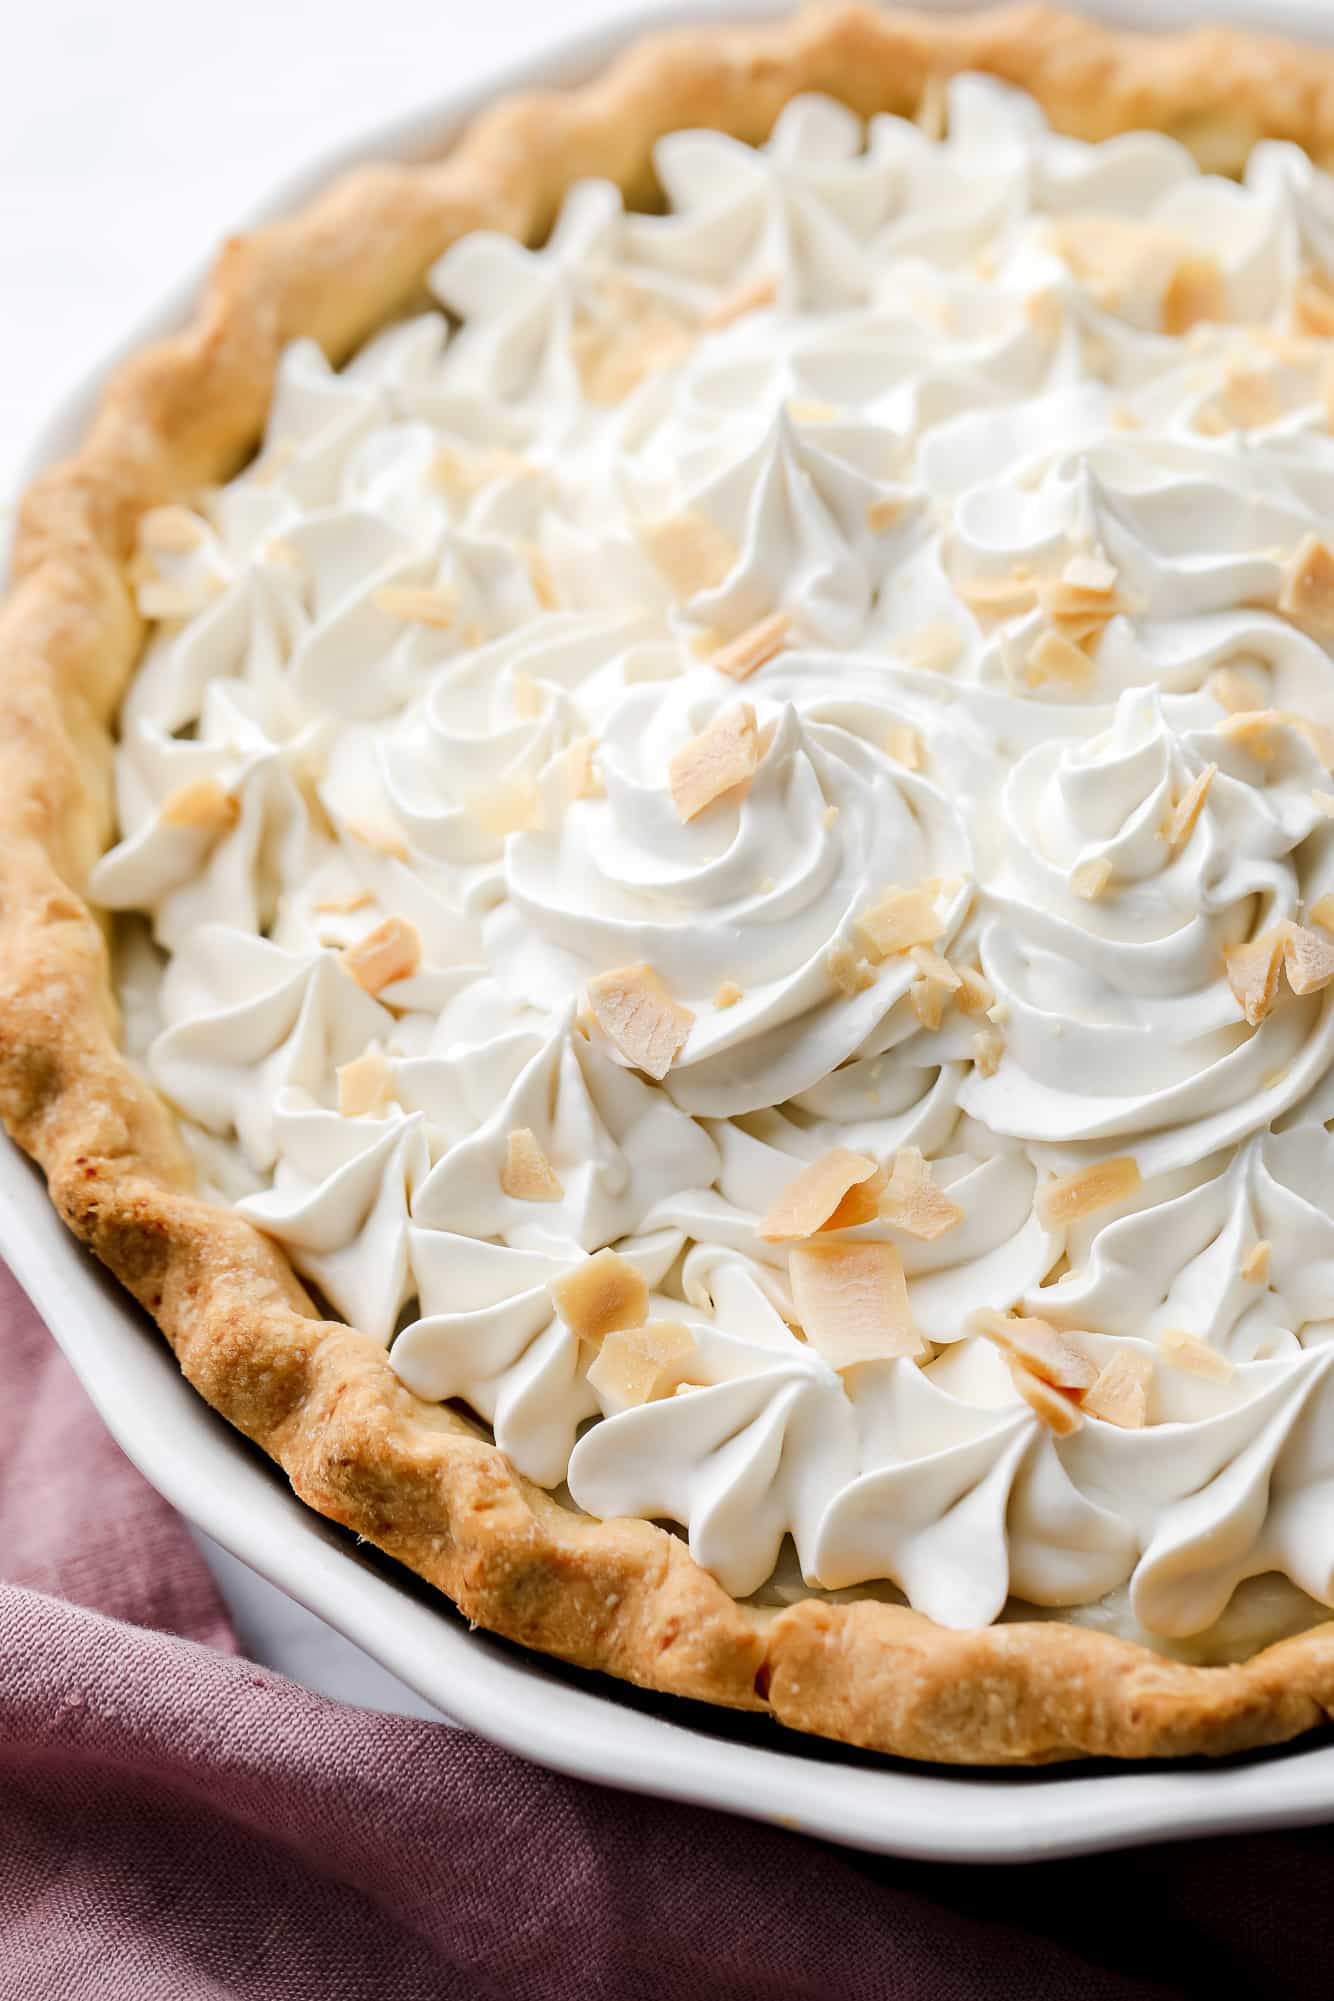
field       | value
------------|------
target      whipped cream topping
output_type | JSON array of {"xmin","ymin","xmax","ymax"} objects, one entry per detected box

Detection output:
[{"xmin": 94, "ymin": 77, "xmax": 1334, "ymax": 1653}]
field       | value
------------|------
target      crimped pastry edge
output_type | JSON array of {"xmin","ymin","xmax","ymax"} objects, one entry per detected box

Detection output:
[{"xmin": 7, "ymin": 2, "xmax": 1334, "ymax": 1766}]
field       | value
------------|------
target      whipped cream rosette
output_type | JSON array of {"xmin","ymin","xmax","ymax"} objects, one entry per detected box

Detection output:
[
  {"xmin": 964, "ymin": 687, "xmax": 1334, "ymax": 1176},
  {"xmin": 98, "ymin": 72, "xmax": 1334, "ymax": 1653}
]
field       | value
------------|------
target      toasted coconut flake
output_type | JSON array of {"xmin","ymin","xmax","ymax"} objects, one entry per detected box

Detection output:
[
  {"xmin": 1024, "ymin": 628, "xmax": 1095, "ymax": 689},
  {"xmin": 909, "ymin": 944, "xmax": 962, "ymax": 993},
  {"xmin": 1063, "ymin": 550, "xmax": 1118, "ymax": 592},
  {"xmin": 1220, "ymin": 709, "xmax": 1286, "ymax": 763},
  {"xmin": 953, "ymin": 966, "xmax": 993, "ymax": 1016},
  {"xmin": 866, "ymin": 496, "xmax": 904, "ymax": 535},
  {"xmin": 703, "ymin": 273, "xmax": 778, "ymax": 329},
  {"xmin": 970, "ymin": 1028, "xmax": 1004, "ymax": 1076},
  {"xmin": 904, "ymin": 621, "xmax": 963, "ymax": 673},
  {"xmin": 1309, "ymin": 894, "xmax": 1334, "ymax": 933},
  {"xmin": 523, "ymin": 543, "xmax": 559, "ymax": 611},
  {"xmin": 1215, "ymin": 367, "xmax": 1282, "ymax": 430},
  {"xmin": 552, "ymin": 1249, "xmax": 649, "ymax": 1343},
  {"xmin": 759, "ymin": 1147, "xmax": 882, "ymax": 1242},
  {"xmin": 880, "ymin": 1148, "xmax": 964, "ymax": 1241},
  {"xmin": 710, "ymin": 611, "xmax": 792, "ymax": 682},
  {"xmin": 1008, "ymin": 1360, "xmax": 1084, "ymax": 1433},
  {"xmin": 1164, "ymin": 764, "xmax": 1217, "ymax": 854},
  {"xmin": 907, "ymin": 944, "xmax": 961, "ymax": 1027},
  {"xmin": 822, "ymin": 1166, "xmax": 889, "ymax": 1232},
  {"xmin": 263, "ymin": 538, "xmax": 303, "ymax": 572},
  {"xmin": 854, "ymin": 883, "xmax": 943, "ymax": 962},
  {"xmin": 466, "ymin": 779, "xmax": 542, "ymax": 838},
  {"xmin": 960, "ymin": 573, "xmax": 1039, "ymax": 621},
  {"xmin": 1241, "ymin": 1239, "xmax": 1272, "ymax": 1285},
  {"xmin": 822, "ymin": 804, "xmax": 840, "ymax": 829},
  {"xmin": 1037, "ymin": 1156, "xmax": 1141, "ymax": 1228},
  {"xmin": 1082, "ymin": 1348, "xmax": 1153, "ymax": 1428},
  {"xmin": 1050, "ymin": 613, "xmax": 1110, "ymax": 652},
  {"xmin": 373, "ymin": 584, "xmax": 458, "ymax": 628},
  {"xmin": 826, "ymin": 942, "xmax": 875, "ymax": 997},
  {"xmin": 139, "ymin": 505, "xmax": 206, "ymax": 553},
  {"xmin": 788, "ymin": 1240, "xmax": 923, "ymax": 1370},
  {"xmin": 344, "ymin": 816, "xmax": 410, "ymax": 862},
  {"xmin": 669, "ymin": 702, "xmax": 758, "ymax": 822},
  {"xmin": 1282, "ymin": 921, "xmax": 1334, "ymax": 995},
  {"xmin": 587, "ymin": 1320, "xmax": 698, "ymax": 1407},
  {"xmin": 157, "ymin": 777, "xmax": 238, "ymax": 835},
  {"xmin": 640, "ymin": 511, "xmax": 736, "ymax": 598},
  {"xmin": 1159, "ymin": 1326, "xmax": 1235, "ymax": 1381},
  {"xmin": 495, "ymin": 1128, "xmax": 563, "ymax": 1203},
  {"xmin": 1226, "ymin": 927, "xmax": 1288, "ymax": 1025},
  {"xmin": 511, "ymin": 671, "xmax": 541, "ymax": 720},
  {"xmin": 1312, "ymin": 789, "xmax": 1334, "ymax": 818},
  {"xmin": 1036, "ymin": 574, "xmax": 1125, "ymax": 626},
  {"xmin": 910, "ymin": 981, "xmax": 946, "ymax": 1030},
  {"xmin": 339, "ymin": 917, "xmax": 421, "ymax": 996},
  {"xmin": 776, "ymin": 400, "xmax": 840, "ymax": 428},
  {"xmin": 1025, "ymin": 288, "xmax": 1064, "ymax": 338},
  {"xmin": 1207, "ymin": 665, "xmax": 1267, "ymax": 714},
  {"xmin": 314, "ymin": 888, "xmax": 374, "ymax": 915},
  {"xmin": 430, "ymin": 444, "xmax": 538, "ymax": 497},
  {"xmin": 573, "ymin": 310, "xmax": 693, "ymax": 404},
  {"xmin": 713, "ymin": 980, "xmax": 744, "ymax": 1010},
  {"xmin": 337, "ymin": 1045, "xmax": 395, "ymax": 1119},
  {"xmin": 1049, "ymin": 218, "xmax": 1222, "ymax": 331},
  {"xmin": 1070, "ymin": 857, "xmax": 1113, "ymax": 902},
  {"xmin": 138, "ymin": 579, "xmax": 223, "ymax": 621},
  {"xmin": 789, "ymin": 398, "xmax": 842, "ymax": 425},
  {"xmin": 586, "ymin": 962, "xmax": 694, "ymax": 1079},
  {"xmin": 1295, "ymin": 270, "xmax": 1334, "ymax": 336},
  {"xmin": 1280, "ymin": 535, "xmax": 1334, "ymax": 634},
  {"xmin": 969, "ymin": 1308, "xmax": 1098, "ymax": 1391},
  {"xmin": 563, "ymin": 735, "xmax": 602, "ymax": 802},
  {"xmin": 883, "ymin": 722, "xmax": 925, "ymax": 772},
  {"xmin": 1164, "ymin": 254, "xmax": 1227, "ymax": 334}
]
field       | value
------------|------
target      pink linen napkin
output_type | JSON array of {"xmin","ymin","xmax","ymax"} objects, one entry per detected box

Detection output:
[{"xmin": 2, "ymin": 1257, "xmax": 1332, "ymax": 2001}]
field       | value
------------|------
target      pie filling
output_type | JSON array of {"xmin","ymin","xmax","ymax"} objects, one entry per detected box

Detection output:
[{"xmin": 97, "ymin": 76, "xmax": 1334, "ymax": 1657}]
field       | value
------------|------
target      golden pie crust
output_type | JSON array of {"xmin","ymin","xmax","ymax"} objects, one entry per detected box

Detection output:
[{"xmin": 8, "ymin": 2, "xmax": 1334, "ymax": 1766}]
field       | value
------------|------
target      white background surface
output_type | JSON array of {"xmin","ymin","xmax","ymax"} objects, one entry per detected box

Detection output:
[{"xmin": 0, "ymin": 0, "xmax": 639, "ymax": 1716}]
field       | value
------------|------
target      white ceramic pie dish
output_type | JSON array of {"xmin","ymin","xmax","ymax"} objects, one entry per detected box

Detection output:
[{"xmin": 9, "ymin": 0, "xmax": 1334, "ymax": 1862}]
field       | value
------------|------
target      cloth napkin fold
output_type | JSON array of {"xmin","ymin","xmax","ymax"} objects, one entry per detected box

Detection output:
[{"xmin": 2, "ymin": 1260, "xmax": 1333, "ymax": 2001}]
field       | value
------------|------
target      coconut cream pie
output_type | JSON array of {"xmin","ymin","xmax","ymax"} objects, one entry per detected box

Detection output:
[{"xmin": 16, "ymin": 6, "xmax": 1334, "ymax": 1765}]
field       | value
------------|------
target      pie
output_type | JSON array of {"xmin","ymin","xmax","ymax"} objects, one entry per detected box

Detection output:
[{"xmin": 12, "ymin": 2, "xmax": 1334, "ymax": 1766}]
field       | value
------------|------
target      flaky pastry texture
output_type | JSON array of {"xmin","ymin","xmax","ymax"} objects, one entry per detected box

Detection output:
[{"xmin": 8, "ymin": 3, "xmax": 1334, "ymax": 1765}]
